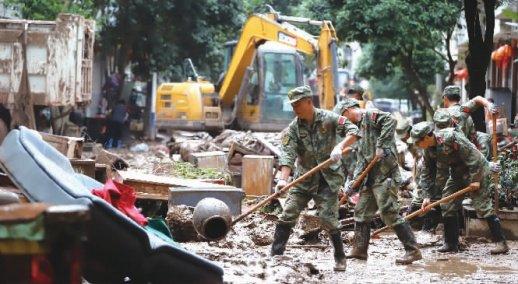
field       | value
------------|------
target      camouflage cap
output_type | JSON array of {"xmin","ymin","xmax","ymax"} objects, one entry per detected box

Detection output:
[
  {"xmin": 395, "ymin": 117, "xmax": 412, "ymax": 139},
  {"xmin": 442, "ymin": 85, "xmax": 460, "ymax": 97},
  {"xmin": 338, "ymin": 98, "xmax": 360, "ymax": 111},
  {"xmin": 433, "ymin": 108, "xmax": 452, "ymax": 129},
  {"xmin": 288, "ymin": 85, "xmax": 312, "ymax": 104},
  {"xmin": 408, "ymin": 121, "xmax": 434, "ymax": 144},
  {"xmin": 347, "ymin": 85, "xmax": 364, "ymax": 95}
]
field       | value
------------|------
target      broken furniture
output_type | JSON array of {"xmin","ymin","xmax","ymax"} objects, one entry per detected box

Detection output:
[
  {"xmin": 40, "ymin": 132, "xmax": 84, "ymax": 159},
  {"xmin": 0, "ymin": 203, "xmax": 89, "ymax": 284},
  {"xmin": 119, "ymin": 170, "xmax": 245, "ymax": 215},
  {"xmin": 0, "ymin": 127, "xmax": 223, "ymax": 283}
]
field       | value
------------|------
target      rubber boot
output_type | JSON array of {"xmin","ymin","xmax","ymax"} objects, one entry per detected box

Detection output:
[
  {"xmin": 486, "ymin": 215, "xmax": 510, "ymax": 255},
  {"xmin": 393, "ymin": 222, "xmax": 422, "ymax": 264},
  {"xmin": 422, "ymin": 208, "xmax": 441, "ymax": 232},
  {"xmin": 438, "ymin": 217, "xmax": 459, "ymax": 253},
  {"xmin": 329, "ymin": 230, "xmax": 347, "ymax": 271},
  {"xmin": 346, "ymin": 221, "xmax": 370, "ymax": 260},
  {"xmin": 270, "ymin": 223, "xmax": 292, "ymax": 256}
]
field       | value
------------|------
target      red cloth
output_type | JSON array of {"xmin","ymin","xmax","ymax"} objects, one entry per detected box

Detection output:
[{"xmin": 92, "ymin": 179, "xmax": 148, "ymax": 226}]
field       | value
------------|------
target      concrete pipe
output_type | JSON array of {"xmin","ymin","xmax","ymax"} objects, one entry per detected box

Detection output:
[{"xmin": 192, "ymin": 198, "xmax": 232, "ymax": 241}]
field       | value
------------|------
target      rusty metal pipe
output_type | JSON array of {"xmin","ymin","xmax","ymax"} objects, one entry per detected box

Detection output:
[{"xmin": 192, "ymin": 198, "xmax": 232, "ymax": 241}]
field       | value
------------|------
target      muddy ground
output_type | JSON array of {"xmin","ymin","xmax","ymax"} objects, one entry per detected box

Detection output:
[
  {"xmin": 113, "ymin": 135, "xmax": 517, "ymax": 283},
  {"xmin": 182, "ymin": 211, "xmax": 517, "ymax": 283}
]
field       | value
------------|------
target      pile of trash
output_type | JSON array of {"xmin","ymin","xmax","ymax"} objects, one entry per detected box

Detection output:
[{"xmin": 167, "ymin": 130, "xmax": 282, "ymax": 161}]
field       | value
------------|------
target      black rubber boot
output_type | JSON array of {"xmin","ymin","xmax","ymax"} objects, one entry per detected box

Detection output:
[
  {"xmin": 486, "ymin": 215, "xmax": 510, "ymax": 255},
  {"xmin": 271, "ymin": 223, "xmax": 292, "ymax": 256},
  {"xmin": 393, "ymin": 222, "xmax": 422, "ymax": 264},
  {"xmin": 346, "ymin": 221, "xmax": 370, "ymax": 260},
  {"xmin": 329, "ymin": 230, "xmax": 347, "ymax": 271},
  {"xmin": 438, "ymin": 217, "xmax": 459, "ymax": 253},
  {"xmin": 422, "ymin": 208, "xmax": 441, "ymax": 232}
]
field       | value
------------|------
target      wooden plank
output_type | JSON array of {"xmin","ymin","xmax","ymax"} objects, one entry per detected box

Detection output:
[
  {"xmin": 242, "ymin": 155, "xmax": 274, "ymax": 196},
  {"xmin": 135, "ymin": 192, "xmax": 169, "ymax": 201},
  {"xmin": 70, "ymin": 159, "xmax": 95, "ymax": 178}
]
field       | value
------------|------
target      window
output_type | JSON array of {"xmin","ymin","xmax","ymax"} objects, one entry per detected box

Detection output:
[{"xmin": 262, "ymin": 53, "xmax": 298, "ymax": 95}]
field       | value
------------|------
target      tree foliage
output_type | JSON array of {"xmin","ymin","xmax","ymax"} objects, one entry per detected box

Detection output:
[
  {"xmin": 4, "ymin": 0, "xmax": 98, "ymax": 20},
  {"xmin": 303, "ymin": 0, "xmax": 462, "ymax": 117},
  {"xmin": 98, "ymin": 0, "xmax": 245, "ymax": 80}
]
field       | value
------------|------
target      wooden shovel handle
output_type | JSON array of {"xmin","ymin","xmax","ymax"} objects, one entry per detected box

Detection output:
[
  {"xmin": 232, "ymin": 147, "xmax": 353, "ymax": 225},
  {"xmin": 371, "ymin": 185, "xmax": 478, "ymax": 237}
]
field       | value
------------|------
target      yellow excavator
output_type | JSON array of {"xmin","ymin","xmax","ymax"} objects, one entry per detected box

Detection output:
[{"xmin": 156, "ymin": 8, "xmax": 340, "ymax": 132}]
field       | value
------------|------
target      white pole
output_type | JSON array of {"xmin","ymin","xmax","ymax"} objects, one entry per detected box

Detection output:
[{"xmin": 147, "ymin": 72, "xmax": 157, "ymax": 139}]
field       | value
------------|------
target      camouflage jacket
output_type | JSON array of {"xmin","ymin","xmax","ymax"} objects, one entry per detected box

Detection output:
[
  {"xmin": 448, "ymin": 101, "xmax": 480, "ymax": 144},
  {"xmin": 435, "ymin": 128, "xmax": 489, "ymax": 187},
  {"xmin": 333, "ymin": 102, "xmax": 358, "ymax": 179},
  {"xmin": 279, "ymin": 108, "xmax": 360, "ymax": 192},
  {"xmin": 353, "ymin": 109, "xmax": 401, "ymax": 185},
  {"xmin": 476, "ymin": 131, "xmax": 492, "ymax": 161},
  {"xmin": 419, "ymin": 147, "xmax": 446, "ymax": 199}
]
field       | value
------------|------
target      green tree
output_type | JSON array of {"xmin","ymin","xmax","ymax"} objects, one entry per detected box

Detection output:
[
  {"xmin": 98, "ymin": 0, "xmax": 245, "ymax": 80},
  {"xmin": 302, "ymin": 0, "xmax": 462, "ymax": 118},
  {"xmin": 4, "ymin": 0, "xmax": 98, "ymax": 20}
]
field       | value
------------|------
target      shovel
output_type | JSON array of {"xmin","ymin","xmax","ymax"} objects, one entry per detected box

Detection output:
[
  {"xmin": 338, "ymin": 156, "xmax": 379, "ymax": 205},
  {"xmin": 371, "ymin": 184, "xmax": 479, "ymax": 237},
  {"xmin": 231, "ymin": 147, "xmax": 353, "ymax": 225}
]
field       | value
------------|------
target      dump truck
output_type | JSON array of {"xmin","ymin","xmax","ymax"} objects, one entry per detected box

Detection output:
[
  {"xmin": 0, "ymin": 13, "xmax": 95, "ymax": 133},
  {"xmin": 156, "ymin": 8, "xmax": 340, "ymax": 132}
]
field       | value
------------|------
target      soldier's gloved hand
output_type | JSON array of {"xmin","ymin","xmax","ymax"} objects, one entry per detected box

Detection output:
[
  {"xmin": 489, "ymin": 161, "xmax": 501, "ymax": 173},
  {"xmin": 275, "ymin": 179, "xmax": 288, "ymax": 193},
  {"xmin": 375, "ymin": 148, "xmax": 389, "ymax": 159},
  {"xmin": 343, "ymin": 180, "xmax": 355, "ymax": 196},
  {"xmin": 330, "ymin": 145, "xmax": 343, "ymax": 163}
]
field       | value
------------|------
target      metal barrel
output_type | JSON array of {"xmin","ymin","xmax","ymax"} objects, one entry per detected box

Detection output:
[{"xmin": 192, "ymin": 198, "xmax": 232, "ymax": 241}]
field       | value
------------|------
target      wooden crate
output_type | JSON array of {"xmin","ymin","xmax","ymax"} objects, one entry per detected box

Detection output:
[
  {"xmin": 70, "ymin": 159, "xmax": 96, "ymax": 178},
  {"xmin": 40, "ymin": 132, "xmax": 84, "ymax": 159}
]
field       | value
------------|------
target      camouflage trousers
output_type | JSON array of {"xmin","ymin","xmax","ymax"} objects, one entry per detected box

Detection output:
[
  {"xmin": 354, "ymin": 178, "xmax": 405, "ymax": 227},
  {"xmin": 279, "ymin": 178, "xmax": 339, "ymax": 231},
  {"xmin": 411, "ymin": 187, "xmax": 442, "ymax": 206},
  {"xmin": 441, "ymin": 170, "xmax": 494, "ymax": 218}
]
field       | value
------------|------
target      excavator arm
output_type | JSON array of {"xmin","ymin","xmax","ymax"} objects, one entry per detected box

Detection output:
[{"xmin": 218, "ymin": 12, "xmax": 339, "ymax": 110}]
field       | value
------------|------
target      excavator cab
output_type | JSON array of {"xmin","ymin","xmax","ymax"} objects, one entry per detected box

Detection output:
[{"xmin": 232, "ymin": 42, "xmax": 304, "ymax": 131}]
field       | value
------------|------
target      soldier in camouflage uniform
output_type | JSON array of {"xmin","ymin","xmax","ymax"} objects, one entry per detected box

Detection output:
[
  {"xmin": 409, "ymin": 122, "xmax": 509, "ymax": 254},
  {"xmin": 442, "ymin": 85, "xmax": 497, "ymax": 147},
  {"xmin": 271, "ymin": 86, "xmax": 360, "ymax": 271},
  {"xmin": 339, "ymin": 98, "xmax": 422, "ymax": 265},
  {"xmin": 434, "ymin": 107, "xmax": 494, "ymax": 161},
  {"xmin": 333, "ymin": 101, "xmax": 358, "ymax": 182}
]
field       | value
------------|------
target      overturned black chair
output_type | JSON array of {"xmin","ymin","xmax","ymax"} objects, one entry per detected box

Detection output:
[{"xmin": 0, "ymin": 126, "xmax": 223, "ymax": 283}]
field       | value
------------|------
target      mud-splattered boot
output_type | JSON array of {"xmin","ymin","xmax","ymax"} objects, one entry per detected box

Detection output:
[
  {"xmin": 329, "ymin": 230, "xmax": 347, "ymax": 271},
  {"xmin": 394, "ymin": 222, "xmax": 422, "ymax": 265},
  {"xmin": 486, "ymin": 215, "xmax": 510, "ymax": 255},
  {"xmin": 346, "ymin": 221, "xmax": 370, "ymax": 260},
  {"xmin": 438, "ymin": 217, "xmax": 459, "ymax": 253},
  {"xmin": 270, "ymin": 223, "xmax": 292, "ymax": 256}
]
